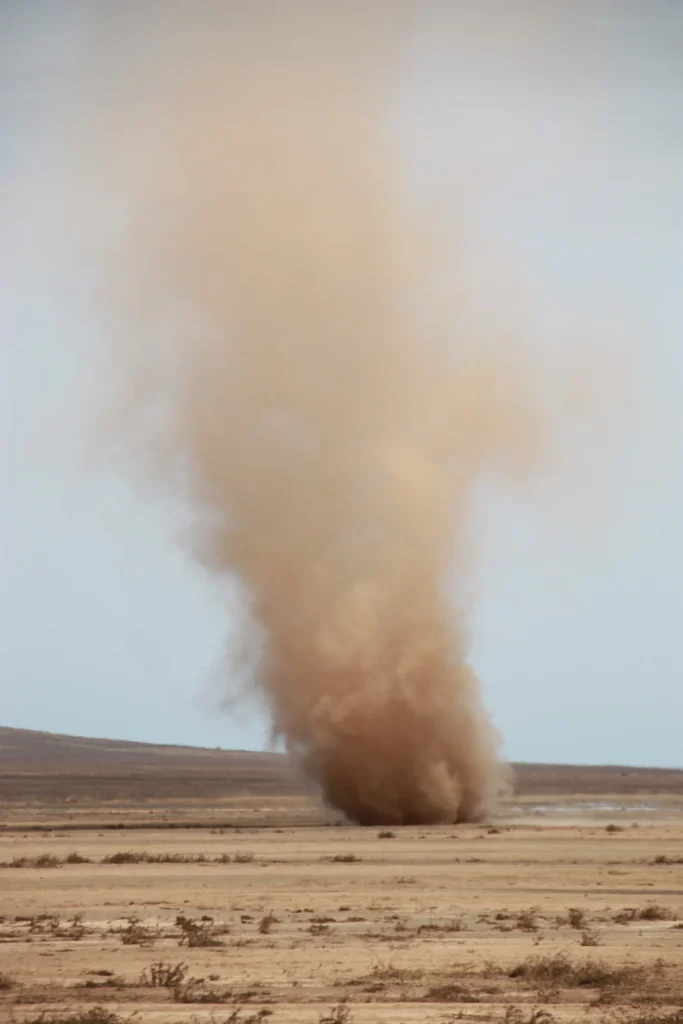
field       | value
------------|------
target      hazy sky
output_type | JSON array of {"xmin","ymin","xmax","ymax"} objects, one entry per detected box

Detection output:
[{"xmin": 2, "ymin": 3, "xmax": 682, "ymax": 766}]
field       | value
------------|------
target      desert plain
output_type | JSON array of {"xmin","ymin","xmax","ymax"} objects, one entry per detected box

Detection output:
[{"xmin": 1, "ymin": 727, "xmax": 682, "ymax": 1024}]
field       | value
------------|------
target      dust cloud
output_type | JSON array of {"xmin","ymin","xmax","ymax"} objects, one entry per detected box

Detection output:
[{"xmin": 87, "ymin": 5, "xmax": 588, "ymax": 824}]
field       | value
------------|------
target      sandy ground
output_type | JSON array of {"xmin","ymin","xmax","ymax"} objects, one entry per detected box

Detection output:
[{"xmin": 1, "ymin": 798, "xmax": 682, "ymax": 1023}]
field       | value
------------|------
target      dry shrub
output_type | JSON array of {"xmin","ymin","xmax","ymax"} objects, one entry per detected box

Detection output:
[
  {"xmin": 613, "ymin": 910, "xmax": 633, "ymax": 925},
  {"xmin": 635, "ymin": 904, "xmax": 675, "ymax": 921},
  {"xmin": 102, "ymin": 850, "xmax": 147, "ymax": 864},
  {"xmin": 117, "ymin": 915, "xmax": 154, "ymax": 947},
  {"xmin": 504, "ymin": 1010, "xmax": 555, "ymax": 1024},
  {"xmin": 418, "ymin": 917, "xmax": 466, "ymax": 934},
  {"xmin": 0, "ymin": 854, "xmax": 62, "ymax": 869},
  {"xmin": 423, "ymin": 982, "xmax": 479, "ymax": 1003},
  {"xmin": 606, "ymin": 1013, "xmax": 683, "ymax": 1024},
  {"xmin": 82, "ymin": 976, "xmax": 126, "ymax": 990},
  {"xmin": 567, "ymin": 907, "xmax": 586, "ymax": 929},
  {"xmin": 319, "ymin": 1003, "xmax": 352, "ymax": 1024},
  {"xmin": 516, "ymin": 907, "xmax": 540, "ymax": 931},
  {"xmin": 508, "ymin": 953, "xmax": 653, "ymax": 991},
  {"xmin": 225, "ymin": 1014, "xmax": 273, "ymax": 1024},
  {"xmin": 173, "ymin": 976, "xmax": 232, "ymax": 1003},
  {"xmin": 309, "ymin": 922, "xmax": 330, "ymax": 935},
  {"xmin": 259, "ymin": 911, "xmax": 279, "ymax": 934},
  {"xmin": 614, "ymin": 904, "xmax": 675, "ymax": 924},
  {"xmin": 18, "ymin": 1010, "xmax": 132, "ymax": 1024},
  {"xmin": 140, "ymin": 960, "xmax": 188, "ymax": 988},
  {"xmin": 103, "ymin": 850, "xmax": 208, "ymax": 864},
  {"xmin": 27, "ymin": 914, "xmax": 60, "ymax": 934},
  {"xmin": 175, "ymin": 914, "xmax": 227, "ymax": 947}
]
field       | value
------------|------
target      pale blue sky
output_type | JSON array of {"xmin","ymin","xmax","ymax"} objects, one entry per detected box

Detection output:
[{"xmin": 2, "ymin": 3, "xmax": 682, "ymax": 765}]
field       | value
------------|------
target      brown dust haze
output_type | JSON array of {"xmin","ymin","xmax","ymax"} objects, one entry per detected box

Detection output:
[{"xmin": 84, "ymin": 6, "xmax": 596, "ymax": 825}]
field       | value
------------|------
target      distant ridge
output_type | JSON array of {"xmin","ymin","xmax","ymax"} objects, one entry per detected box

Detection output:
[
  {"xmin": 2, "ymin": 725, "xmax": 682, "ymax": 800},
  {"xmin": 0, "ymin": 724, "xmax": 284, "ymax": 767}
]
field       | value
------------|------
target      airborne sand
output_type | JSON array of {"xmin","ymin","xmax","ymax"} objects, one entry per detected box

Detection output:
[{"xmin": 81, "ymin": 5, "xmax": 610, "ymax": 825}]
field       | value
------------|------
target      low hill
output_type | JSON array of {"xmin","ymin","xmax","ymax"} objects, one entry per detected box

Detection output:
[
  {"xmin": 1, "ymin": 725, "xmax": 681, "ymax": 805},
  {"xmin": 0, "ymin": 725, "xmax": 303, "ymax": 803}
]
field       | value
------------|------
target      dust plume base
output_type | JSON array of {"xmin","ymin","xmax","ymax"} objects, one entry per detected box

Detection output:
[{"xmin": 85, "ymin": 5, "xmax": 560, "ymax": 826}]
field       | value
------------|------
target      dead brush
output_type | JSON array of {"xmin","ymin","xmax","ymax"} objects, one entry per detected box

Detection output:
[
  {"xmin": 0, "ymin": 854, "xmax": 63, "ymax": 869},
  {"xmin": 82, "ymin": 975, "xmax": 126, "ymax": 990},
  {"xmin": 17, "ymin": 1010, "xmax": 134, "ymax": 1024},
  {"xmin": 603, "ymin": 1012, "xmax": 683, "ymax": 1024},
  {"xmin": 27, "ymin": 913, "xmax": 61, "ymax": 934},
  {"xmin": 258, "ymin": 911, "xmax": 279, "ymax": 934},
  {"xmin": 422, "ymin": 982, "xmax": 479, "ymax": 1002},
  {"xmin": 102, "ymin": 850, "xmax": 148, "ymax": 864},
  {"xmin": 635, "ymin": 904, "xmax": 675, "ymax": 921},
  {"xmin": 140, "ymin": 960, "xmax": 188, "ymax": 988},
  {"xmin": 102, "ymin": 850, "xmax": 208, "ymax": 864},
  {"xmin": 224, "ymin": 1012, "xmax": 273, "ymax": 1024},
  {"xmin": 591, "ymin": 960, "xmax": 673, "ymax": 1007},
  {"xmin": 508, "ymin": 952, "xmax": 657, "ymax": 994},
  {"xmin": 504, "ymin": 1010, "xmax": 555, "ymax": 1024},
  {"xmin": 567, "ymin": 907, "xmax": 587, "ymax": 929},
  {"xmin": 516, "ymin": 906, "xmax": 540, "ymax": 932},
  {"xmin": 0, "ymin": 972, "xmax": 17, "ymax": 990},
  {"xmin": 319, "ymin": 1002, "xmax": 352, "ymax": 1024},
  {"xmin": 117, "ymin": 914, "xmax": 155, "ymax": 947},
  {"xmin": 614, "ymin": 904, "xmax": 676, "ymax": 924},
  {"xmin": 175, "ymin": 913, "xmax": 227, "ymax": 947},
  {"xmin": 417, "ymin": 917, "xmax": 467, "ymax": 934},
  {"xmin": 56, "ymin": 913, "xmax": 88, "ymax": 941},
  {"xmin": 172, "ymin": 975, "xmax": 233, "ymax": 1003},
  {"xmin": 36, "ymin": 853, "xmax": 63, "ymax": 868}
]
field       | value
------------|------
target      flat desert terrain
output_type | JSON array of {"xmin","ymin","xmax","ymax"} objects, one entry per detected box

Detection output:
[{"xmin": 1, "ymin": 727, "xmax": 682, "ymax": 1023}]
